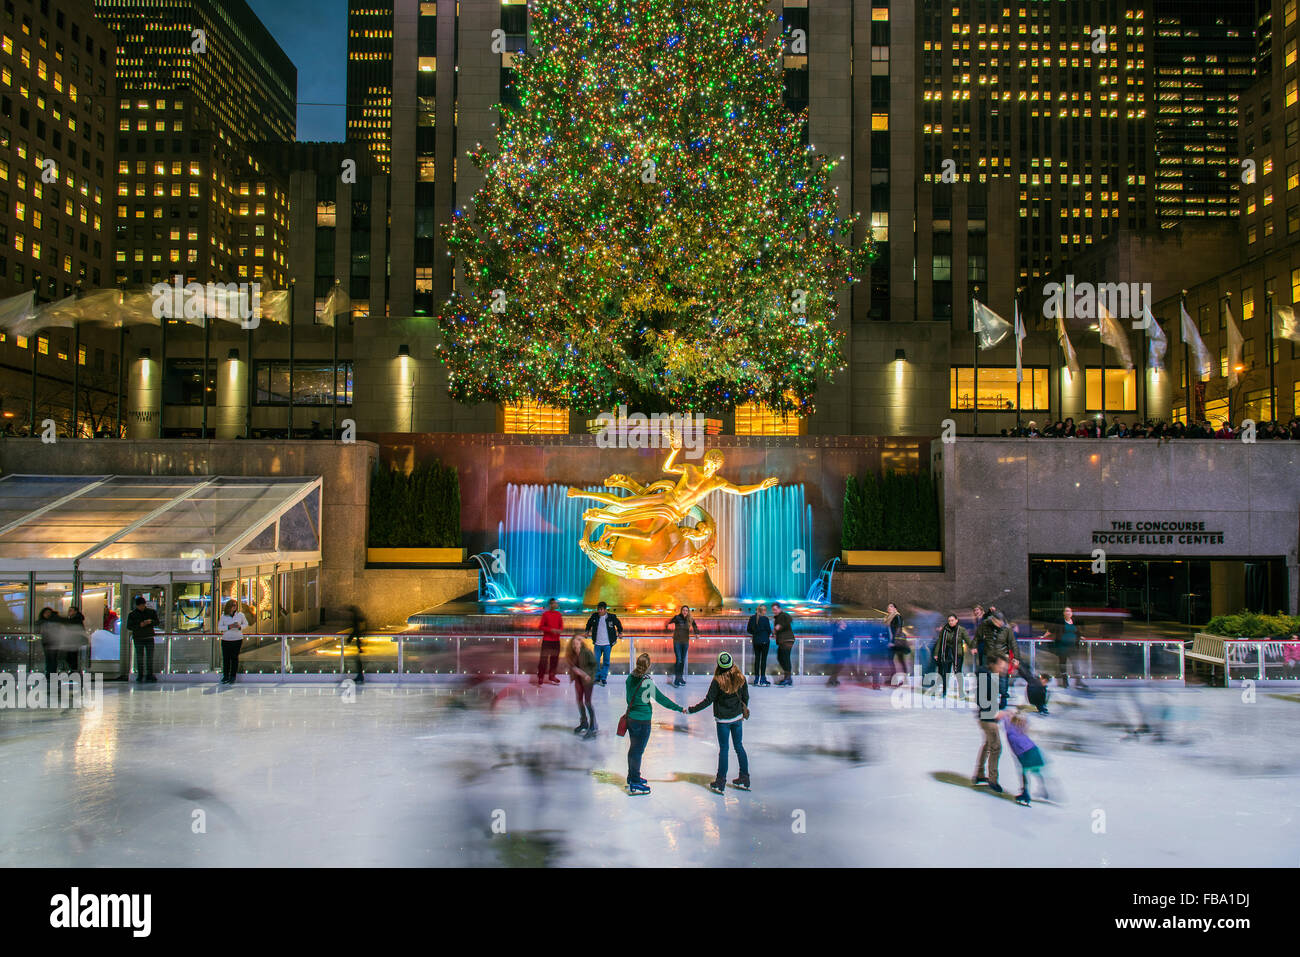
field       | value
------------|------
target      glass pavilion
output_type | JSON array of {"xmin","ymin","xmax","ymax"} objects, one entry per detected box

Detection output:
[{"xmin": 0, "ymin": 475, "xmax": 322, "ymax": 673}]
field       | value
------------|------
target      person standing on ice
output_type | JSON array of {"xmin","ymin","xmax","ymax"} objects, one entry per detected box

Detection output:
[
  {"xmin": 771, "ymin": 602, "xmax": 796, "ymax": 685},
  {"xmin": 972, "ymin": 655, "xmax": 1008, "ymax": 792},
  {"xmin": 685, "ymin": 652, "xmax": 751, "ymax": 793},
  {"xmin": 622, "ymin": 652, "xmax": 686, "ymax": 795},
  {"xmin": 932, "ymin": 614, "xmax": 969, "ymax": 697},
  {"xmin": 582, "ymin": 601, "xmax": 622, "ymax": 686},
  {"xmin": 665, "ymin": 605, "xmax": 700, "ymax": 687},
  {"xmin": 537, "ymin": 598, "xmax": 563, "ymax": 686},
  {"xmin": 566, "ymin": 635, "xmax": 598, "ymax": 738},
  {"xmin": 217, "ymin": 598, "xmax": 248, "ymax": 685},
  {"xmin": 886, "ymin": 601, "xmax": 909, "ymax": 684},
  {"xmin": 746, "ymin": 603, "xmax": 772, "ymax": 685}
]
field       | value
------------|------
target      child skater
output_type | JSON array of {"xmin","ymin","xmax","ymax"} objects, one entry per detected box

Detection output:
[
  {"xmin": 685, "ymin": 652, "xmax": 751, "ymax": 793},
  {"xmin": 998, "ymin": 709, "xmax": 1050, "ymax": 806}
]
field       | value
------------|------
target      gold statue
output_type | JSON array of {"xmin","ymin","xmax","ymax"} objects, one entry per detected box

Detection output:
[{"xmin": 567, "ymin": 431, "xmax": 777, "ymax": 610}]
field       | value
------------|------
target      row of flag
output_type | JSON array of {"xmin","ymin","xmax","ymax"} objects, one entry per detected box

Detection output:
[
  {"xmin": 0, "ymin": 284, "xmax": 352, "ymax": 337},
  {"xmin": 972, "ymin": 296, "xmax": 1300, "ymax": 390}
]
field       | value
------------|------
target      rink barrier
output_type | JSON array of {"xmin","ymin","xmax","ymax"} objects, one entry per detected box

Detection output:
[{"xmin": 1, "ymin": 632, "xmax": 1298, "ymax": 683}]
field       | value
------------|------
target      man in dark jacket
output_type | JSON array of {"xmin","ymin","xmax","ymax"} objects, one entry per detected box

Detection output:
[
  {"xmin": 932, "ymin": 614, "xmax": 969, "ymax": 697},
  {"xmin": 771, "ymin": 602, "xmax": 796, "ymax": 686},
  {"xmin": 971, "ymin": 604, "xmax": 998, "ymax": 666},
  {"xmin": 126, "ymin": 595, "xmax": 161, "ymax": 683},
  {"xmin": 665, "ymin": 606, "xmax": 700, "ymax": 687},
  {"xmin": 989, "ymin": 611, "xmax": 1018, "ymax": 708},
  {"xmin": 746, "ymin": 604, "xmax": 772, "ymax": 686},
  {"xmin": 973, "ymin": 655, "xmax": 1008, "ymax": 791},
  {"xmin": 583, "ymin": 601, "xmax": 623, "ymax": 686}
]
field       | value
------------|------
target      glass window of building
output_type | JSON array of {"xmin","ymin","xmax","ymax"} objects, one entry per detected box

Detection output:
[
  {"xmin": 949, "ymin": 367, "xmax": 1049, "ymax": 411},
  {"xmin": 734, "ymin": 401, "xmax": 804, "ymax": 436},
  {"xmin": 502, "ymin": 401, "xmax": 568, "ymax": 434},
  {"xmin": 1084, "ymin": 368, "xmax": 1137, "ymax": 411}
]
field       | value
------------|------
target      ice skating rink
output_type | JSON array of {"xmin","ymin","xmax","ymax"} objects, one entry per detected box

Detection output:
[{"xmin": 2, "ymin": 677, "xmax": 1297, "ymax": 867}]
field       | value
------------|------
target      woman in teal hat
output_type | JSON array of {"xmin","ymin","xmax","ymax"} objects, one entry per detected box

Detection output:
[{"xmin": 686, "ymin": 651, "xmax": 751, "ymax": 793}]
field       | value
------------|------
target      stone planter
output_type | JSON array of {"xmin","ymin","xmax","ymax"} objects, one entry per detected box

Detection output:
[
  {"xmin": 841, "ymin": 550, "xmax": 944, "ymax": 569},
  {"xmin": 366, "ymin": 547, "xmax": 467, "ymax": 565}
]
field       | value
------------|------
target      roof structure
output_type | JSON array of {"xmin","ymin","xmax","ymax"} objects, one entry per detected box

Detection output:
[{"xmin": 0, "ymin": 475, "xmax": 322, "ymax": 574}]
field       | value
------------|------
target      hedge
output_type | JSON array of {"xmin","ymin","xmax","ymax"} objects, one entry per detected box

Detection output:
[
  {"xmin": 1202, "ymin": 611, "xmax": 1300, "ymax": 639},
  {"xmin": 841, "ymin": 469, "xmax": 939, "ymax": 551},
  {"xmin": 368, "ymin": 461, "xmax": 462, "ymax": 548}
]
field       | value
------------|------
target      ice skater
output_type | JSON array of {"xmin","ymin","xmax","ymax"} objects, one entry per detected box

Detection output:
[
  {"xmin": 685, "ymin": 652, "xmax": 751, "ymax": 793},
  {"xmin": 622, "ymin": 652, "xmax": 687, "ymax": 794},
  {"xmin": 932, "ymin": 613, "xmax": 969, "ymax": 697},
  {"xmin": 886, "ymin": 601, "xmax": 909, "ymax": 684},
  {"xmin": 827, "ymin": 619, "xmax": 853, "ymax": 686},
  {"xmin": 972, "ymin": 655, "xmax": 1008, "ymax": 792},
  {"xmin": 582, "ymin": 601, "xmax": 622, "ymax": 686},
  {"xmin": 566, "ymin": 635, "xmax": 598, "ymax": 738},
  {"xmin": 746, "ymin": 603, "xmax": 772, "ymax": 685},
  {"xmin": 771, "ymin": 602, "xmax": 795, "ymax": 685},
  {"xmin": 537, "ymin": 598, "xmax": 563, "ymax": 685},
  {"xmin": 665, "ymin": 605, "xmax": 700, "ymax": 686},
  {"xmin": 998, "ymin": 709, "xmax": 1052, "ymax": 806},
  {"xmin": 1051, "ymin": 607, "xmax": 1088, "ymax": 690},
  {"xmin": 346, "ymin": 604, "xmax": 367, "ymax": 684}
]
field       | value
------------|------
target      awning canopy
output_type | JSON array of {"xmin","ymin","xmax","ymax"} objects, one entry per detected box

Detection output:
[{"xmin": 0, "ymin": 474, "xmax": 322, "ymax": 575}]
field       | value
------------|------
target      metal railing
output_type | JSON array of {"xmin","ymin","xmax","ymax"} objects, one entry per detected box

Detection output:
[{"xmin": 2, "ymin": 632, "xmax": 1297, "ymax": 682}]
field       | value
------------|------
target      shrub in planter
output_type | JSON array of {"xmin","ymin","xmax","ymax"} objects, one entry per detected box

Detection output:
[
  {"xmin": 369, "ymin": 461, "xmax": 463, "ymax": 549},
  {"xmin": 1203, "ymin": 611, "xmax": 1300, "ymax": 639}
]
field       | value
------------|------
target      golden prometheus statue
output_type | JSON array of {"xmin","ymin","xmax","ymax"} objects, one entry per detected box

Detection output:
[{"xmin": 567, "ymin": 429, "xmax": 777, "ymax": 610}]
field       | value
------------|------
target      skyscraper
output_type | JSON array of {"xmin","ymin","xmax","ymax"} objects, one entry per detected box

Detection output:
[{"xmin": 94, "ymin": 0, "xmax": 297, "ymax": 287}]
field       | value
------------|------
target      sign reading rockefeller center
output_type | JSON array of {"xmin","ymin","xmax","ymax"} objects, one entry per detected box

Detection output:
[{"xmin": 1091, "ymin": 520, "xmax": 1226, "ymax": 547}]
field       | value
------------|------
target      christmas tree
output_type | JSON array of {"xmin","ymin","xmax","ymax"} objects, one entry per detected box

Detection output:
[{"xmin": 438, "ymin": 0, "xmax": 873, "ymax": 415}]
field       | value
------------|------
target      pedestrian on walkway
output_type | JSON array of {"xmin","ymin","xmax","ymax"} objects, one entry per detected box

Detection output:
[
  {"xmin": 622, "ymin": 652, "xmax": 686, "ymax": 795},
  {"xmin": 126, "ymin": 595, "xmax": 161, "ymax": 683},
  {"xmin": 746, "ymin": 604, "xmax": 772, "ymax": 685},
  {"xmin": 217, "ymin": 598, "xmax": 248, "ymax": 685},
  {"xmin": 665, "ymin": 605, "xmax": 700, "ymax": 687},
  {"xmin": 537, "ymin": 598, "xmax": 563, "ymax": 685},
  {"xmin": 583, "ymin": 601, "xmax": 622, "ymax": 686},
  {"xmin": 685, "ymin": 652, "xmax": 751, "ymax": 793},
  {"xmin": 566, "ymin": 635, "xmax": 598, "ymax": 738},
  {"xmin": 771, "ymin": 602, "xmax": 796, "ymax": 686},
  {"xmin": 347, "ymin": 605, "xmax": 367, "ymax": 684}
]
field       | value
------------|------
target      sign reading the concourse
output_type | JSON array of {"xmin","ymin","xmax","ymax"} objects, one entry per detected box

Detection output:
[{"xmin": 1091, "ymin": 520, "xmax": 1224, "ymax": 547}]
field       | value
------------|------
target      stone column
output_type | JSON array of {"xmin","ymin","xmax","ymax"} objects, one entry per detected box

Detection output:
[
  {"xmin": 125, "ymin": 349, "xmax": 161, "ymax": 439},
  {"xmin": 215, "ymin": 349, "xmax": 248, "ymax": 439}
]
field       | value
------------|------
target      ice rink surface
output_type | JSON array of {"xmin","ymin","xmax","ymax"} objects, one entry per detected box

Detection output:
[{"xmin": 2, "ymin": 675, "xmax": 1298, "ymax": 867}]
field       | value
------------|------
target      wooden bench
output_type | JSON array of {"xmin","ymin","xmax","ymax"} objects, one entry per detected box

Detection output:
[{"xmin": 1185, "ymin": 633, "xmax": 1228, "ymax": 686}]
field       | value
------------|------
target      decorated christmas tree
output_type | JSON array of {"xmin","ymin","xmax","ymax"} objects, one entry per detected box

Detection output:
[{"xmin": 438, "ymin": 0, "xmax": 873, "ymax": 415}]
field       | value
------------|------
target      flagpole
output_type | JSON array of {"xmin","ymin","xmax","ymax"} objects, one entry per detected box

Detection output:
[
  {"xmin": 1015, "ymin": 296, "xmax": 1023, "ymax": 430},
  {"xmin": 1181, "ymin": 292, "xmax": 1192, "ymax": 425},
  {"xmin": 332, "ymin": 280, "xmax": 341, "ymax": 438},
  {"xmin": 287, "ymin": 281, "xmax": 296, "ymax": 440},
  {"xmin": 1267, "ymin": 293, "xmax": 1277, "ymax": 422},
  {"xmin": 200, "ymin": 309, "xmax": 210, "ymax": 440},
  {"xmin": 246, "ymin": 318, "xmax": 255, "ymax": 439},
  {"xmin": 972, "ymin": 296, "xmax": 980, "ymax": 436},
  {"xmin": 1100, "ymin": 321, "xmax": 1107, "ymax": 432}
]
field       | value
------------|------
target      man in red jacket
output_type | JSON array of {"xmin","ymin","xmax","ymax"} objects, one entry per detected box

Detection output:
[{"xmin": 537, "ymin": 598, "xmax": 564, "ymax": 685}]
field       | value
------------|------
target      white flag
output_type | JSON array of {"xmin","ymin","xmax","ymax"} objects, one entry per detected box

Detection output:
[
  {"xmin": 0, "ymin": 290, "xmax": 36, "ymax": 332},
  {"xmin": 258, "ymin": 289, "xmax": 291, "ymax": 325},
  {"xmin": 1056, "ymin": 315, "xmax": 1081, "ymax": 381},
  {"xmin": 1098, "ymin": 302, "xmax": 1134, "ymax": 371},
  {"xmin": 1014, "ymin": 301, "xmax": 1027, "ymax": 383},
  {"xmin": 1143, "ymin": 305, "xmax": 1167, "ymax": 372},
  {"xmin": 316, "ymin": 283, "xmax": 351, "ymax": 328},
  {"xmin": 972, "ymin": 299, "xmax": 1013, "ymax": 350},
  {"xmin": 1275, "ymin": 304, "xmax": 1300, "ymax": 343},
  {"xmin": 1226, "ymin": 304, "xmax": 1244, "ymax": 389},
  {"xmin": 1180, "ymin": 302, "xmax": 1213, "ymax": 379}
]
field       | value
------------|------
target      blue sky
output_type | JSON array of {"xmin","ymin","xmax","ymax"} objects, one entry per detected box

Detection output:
[{"xmin": 245, "ymin": 0, "xmax": 349, "ymax": 142}]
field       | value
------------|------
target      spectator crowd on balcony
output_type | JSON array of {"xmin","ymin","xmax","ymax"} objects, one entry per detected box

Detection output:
[{"xmin": 1004, "ymin": 417, "xmax": 1300, "ymax": 440}]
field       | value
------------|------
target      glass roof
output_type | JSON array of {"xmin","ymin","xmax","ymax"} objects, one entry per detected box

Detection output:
[{"xmin": 0, "ymin": 475, "xmax": 322, "ymax": 573}]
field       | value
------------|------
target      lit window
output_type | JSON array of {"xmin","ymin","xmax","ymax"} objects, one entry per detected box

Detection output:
[
  {"xmin": 950, "ymin": 367, "xmax": 1050, "ymax": 410},
  {"xmin": 502, "ymin": 401, "xmax": 568, "ymax": 434},
  {"xmin": 735, "ymin": 402, "xmax": 804, "ymax": 436}
]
